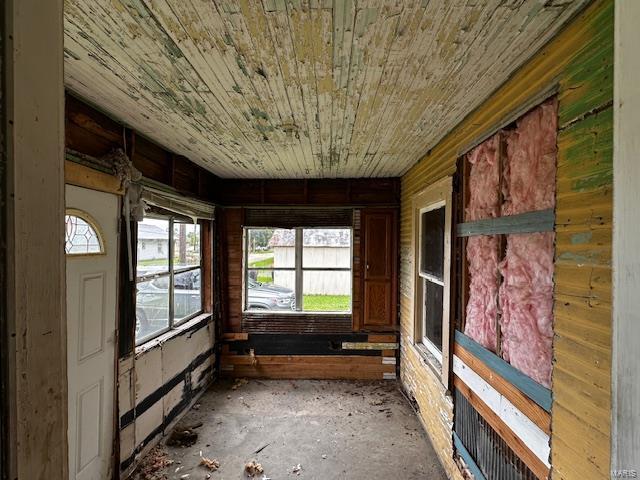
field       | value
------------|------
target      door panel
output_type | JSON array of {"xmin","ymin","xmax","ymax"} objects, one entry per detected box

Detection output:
[
  {"xmin": 361, "ymin": 209, "xmax": 397, "ymax": 329},
  {"xmin": 364, "ymin": 214, "xmax": 392, "ymax": 279},
  {"xmin": 363, "ymin": 281, "xmax": 391, "ymax": 325},
  {"xmin": 66, "ymin": 185, "xmax": 118, "ymax": 480}
]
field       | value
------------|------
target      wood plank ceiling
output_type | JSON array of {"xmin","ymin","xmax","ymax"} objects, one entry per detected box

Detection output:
[{"xmin": 64, "ymin": 0, "xmax": 587, "ymax": 179}]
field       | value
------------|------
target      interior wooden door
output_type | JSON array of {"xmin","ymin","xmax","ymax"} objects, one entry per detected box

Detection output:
[
  {"xmin": 66, "ymin": 185, "xmax": 119, "ymax": 480},
  {"xmin": 361, "ymin": 209, "xmax": 397, "ymax": 329}
]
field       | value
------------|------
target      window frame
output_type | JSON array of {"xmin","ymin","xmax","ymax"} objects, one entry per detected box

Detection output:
[
  {"xmin": 243, "ymin": 226, "xmax": 353, "ymax": 315},
  {"xmin": 64, "ymin": 208, "xmax": 106, "ymax": 256},
  {"xmin": 135, "ymin": 215, "xmax": 204, "ymax": 345},
  {"xmin": 412, "ymin": 176, "xmax": 453, "ymax": 388}
]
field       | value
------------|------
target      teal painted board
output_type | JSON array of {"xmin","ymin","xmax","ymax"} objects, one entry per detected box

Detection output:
[
  {"xmin": 453, "ymin": 432, "xmax": 487, "ymax": 480},
  {"xmin": 456, "ymin": 209, "xmax": 554, "ymax": 237},
  {"xmin": 455, "ymin": 330, "xmax": 552, "ymax": 412}
]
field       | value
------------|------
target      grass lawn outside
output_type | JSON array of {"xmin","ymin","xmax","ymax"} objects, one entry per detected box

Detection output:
[
  {"xmin": 249, "ymin": 257, "xmax": 274, "ymax": 268},
  {"xmin": 303, "ymin": 294, "xmax": 351, "ymax": 312}
]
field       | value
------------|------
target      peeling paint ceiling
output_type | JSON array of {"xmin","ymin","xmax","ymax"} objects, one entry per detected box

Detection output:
[{"xmin": 64, "ymin": 0, "xmax": 587, "ymax": 178}]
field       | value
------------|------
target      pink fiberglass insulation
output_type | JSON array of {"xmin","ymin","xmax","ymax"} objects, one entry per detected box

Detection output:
[
  {"xmin": 499, "ymin": 232, "xmax": 555, "ymax": 388},
  {"xmin": 465, "ymin": 134, "xmax": 500, "ymax": 221},
  {"xmin": 502, "ymin": 97, "xmax": 558, "ymax": 216},
  {"xmin": 463, "ymin": 134, "xmax": 500, "ymax": 350},
  {"xmin": 464, "ymin": 235, "xmax": 499, "ymax": 352}
]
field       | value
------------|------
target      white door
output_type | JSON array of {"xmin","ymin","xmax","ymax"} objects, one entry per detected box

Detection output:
[{"xmin": 66, "ymin": 185, "xmax": 119, "ymax": 480}]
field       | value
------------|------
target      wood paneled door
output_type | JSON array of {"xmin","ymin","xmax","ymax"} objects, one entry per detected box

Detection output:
[{"xmin": 361, "ymin": 208, "xmax": 398, "ymax": 330}]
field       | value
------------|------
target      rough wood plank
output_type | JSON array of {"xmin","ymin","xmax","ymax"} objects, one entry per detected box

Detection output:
[
  {"xmin": 456, "ymin": 209, "xmax": 554, "ymax": 237},
  {"xmin": 65, "ymin": 160, "xmax": 123, "ymax": 195},
  {"xmin": 454, "ymin": 344, "xmax": 551, "ymax": 435},
  {"xmin": 342, "ymin": 342, "xmax": 398, "ymax": 350}
]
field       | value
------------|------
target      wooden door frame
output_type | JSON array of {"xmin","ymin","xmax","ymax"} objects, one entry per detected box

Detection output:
[{"xmin": 3, "ymin": 0, "xmax": 67, "ymax": 477}]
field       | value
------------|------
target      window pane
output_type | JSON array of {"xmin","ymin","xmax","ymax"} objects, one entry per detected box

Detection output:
[
  {"xmin": 248, "ymin": 228, "xmax": 295, "ymax": 269},
  {"xmin": 174, "ymin": 222, "xmax": 201, "ymax": 269},
  {"xmin": 137, "ymin": 218, "xmax": 170, "ymax": 276},
  {"xmin": 420, "ymin": 207, "xmax": 445, "ymax": 280},
  {"xmin": 303, "ymin": 229, "xmax": 351, "ymax": 268},
  {"xmin": 174, "ymin": 269, "xmax": 202, "ymax": 322},
  {"xmin": 246, "ymin": 269, "xmax": 295, "ymax": 311},
  {"xmin": 65, "ymin": 213, "xmax": 103, "ymax": 254},
  {"xmin": 136, "ymin": 277, "xmax": 170, "ymax": 343},
  {"xmin": 423, "ymin": 280, "xmax": 443, "ymax": 350},
  {"xmin": 302, "ymin": 270, "xmax": 351, "ymax": 312}
]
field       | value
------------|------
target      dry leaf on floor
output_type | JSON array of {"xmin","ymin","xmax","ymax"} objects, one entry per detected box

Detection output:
[
  {"xmin": 231, "ymin": 378, "xmax": 249, "ymax": 390},
  {"xmin": 200, "ymin": 457, "xmax": 220, "ymax": 471},
  {"xmin": 245, "ymin": 459, "xmax": 264, "ymax": 477},
  {"xmin": 133, "ymin": 446, "xmax": 174, "ymax": 480}
]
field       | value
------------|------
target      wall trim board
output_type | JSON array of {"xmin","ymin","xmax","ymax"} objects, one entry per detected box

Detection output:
[
  {"xmin": 612, "ymin": 0, "xmax": 640, "ymax": 471},
  {"xmin": 454, "ymin": 343, "xmax": 550, "ymax": 435},
  {"xmin": 224, "ymin": 333, "xmax": 397, "ymax": 357},
  {"xmin": 453, "ymin": 358, "xmax": 550, "ymax": 469},
  {"xmin": 4, "ymin": 0, "xmax": 68, "ymax": 477},
  {"xmin": 452, "ymin": 432, "xmax": 487, "ymax": 480},
  {"xmin": 65, "ymin": 159, "xmax": 123, "ymax": 195},
  {"xmin": 455, "ymin": 331, "xmax": 552, "ymax": 412},
  {"xmin": 455, "ymin": 209, "xmax": 554, "ymax": 237}
]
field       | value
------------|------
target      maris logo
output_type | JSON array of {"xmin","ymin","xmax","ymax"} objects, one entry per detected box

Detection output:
[{"xmin": 612, "ymin": 470, "xmax": 638, "ymax": 478}]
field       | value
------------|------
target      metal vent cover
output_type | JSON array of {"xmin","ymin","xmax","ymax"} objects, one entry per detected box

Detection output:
[{"xmin": 454, "ymin": 389, "xmax": 538, "ymax": 480}]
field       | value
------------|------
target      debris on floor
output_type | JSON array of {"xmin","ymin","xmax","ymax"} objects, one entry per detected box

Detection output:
[
  {"xmin": 253, "ymin": 443, "xmax": 270, "ymax": 454},
  {"xmin": 245, "ymin": 459, "xmax": 264, "ymax": 477},
  {"xmin": 166, "ymin": 422, "xmax": 202, "ymax": 447},
  {"xmin": 133, "ymin": 446, "xmax": 173, "ymax": 480},
  {"xmin": 199, "ymin": 455, "xmax": 220, "ymax": 471},
  {"xmin": 231, "ymin": 377, "xmax": 249, "ymax": 390},
  {"xmin": 292, "ymin": 464, "xmax": 303, "ymax": 475}
]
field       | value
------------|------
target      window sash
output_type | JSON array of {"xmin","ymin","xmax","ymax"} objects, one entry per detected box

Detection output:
[
  {"xmin": 135, "ymin": 217, "xmax": 203, "ymax": 345},
  {"xmin": 244, "ymin": 227, "xmax": 352, "ymax": 314}
]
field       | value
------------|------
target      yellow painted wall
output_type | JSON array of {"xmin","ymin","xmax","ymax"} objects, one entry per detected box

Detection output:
[{"xmin": 399, "ymin": 1, "xmax": 613, "ymax": 478}]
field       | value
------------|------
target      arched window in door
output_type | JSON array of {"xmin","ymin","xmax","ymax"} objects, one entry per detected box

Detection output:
[{"xmin": 65, "ymin": 209, "xmax": 105, "ymax": 255}]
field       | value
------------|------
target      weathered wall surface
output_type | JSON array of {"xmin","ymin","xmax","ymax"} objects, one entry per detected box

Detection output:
[
  {"xmin": 399, "ymin": 1, "xmax": 613, "ymax": 478},
  {"xmin": 63, "ymin": 0, "xmax": 588, "ymax": 178},
  {"xmin": 4, "ymin": 0, "xmax": 68, "ymax": 478},
  {"xmin": 118, "ymin": 318, "xmax": 215, "ymax": 478}
]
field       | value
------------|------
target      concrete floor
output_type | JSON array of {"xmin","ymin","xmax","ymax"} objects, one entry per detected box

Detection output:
[{"xmin": 136, "ymin": 379, "xmax": 446, "ymax": 480}]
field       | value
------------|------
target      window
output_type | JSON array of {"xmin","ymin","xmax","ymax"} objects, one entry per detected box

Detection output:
[
  {"xmin": 413, "ymin": 177, "xmax": 452, "ymax": 382},
  {"xmin": 135, "ymin": 217, "xmax": 202, "ymax": 344},
  {"xmin": 65, "ymin": 209, "xmax": 104, "ymax": 255},
  {"xmin": 420, "ymin": 205, "xmax": 446, "ymax": 355},
  {"xmin": 244, "ymin": 227, "xmax": 352, "ymax": 313}
]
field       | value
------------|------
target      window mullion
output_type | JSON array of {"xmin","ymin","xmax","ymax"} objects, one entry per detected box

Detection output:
[
  {"xmin": 295, "ymin": 227, "xmax": 303, "ymax": 311},
  {"xmin": 169, "ymin": 218, "xmax": 175, "ymax": 327}
]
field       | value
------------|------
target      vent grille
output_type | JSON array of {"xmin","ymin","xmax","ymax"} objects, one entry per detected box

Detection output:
[{"xmin": 454, "ymin": 389, "xmax": 538, "ymax": 480}]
